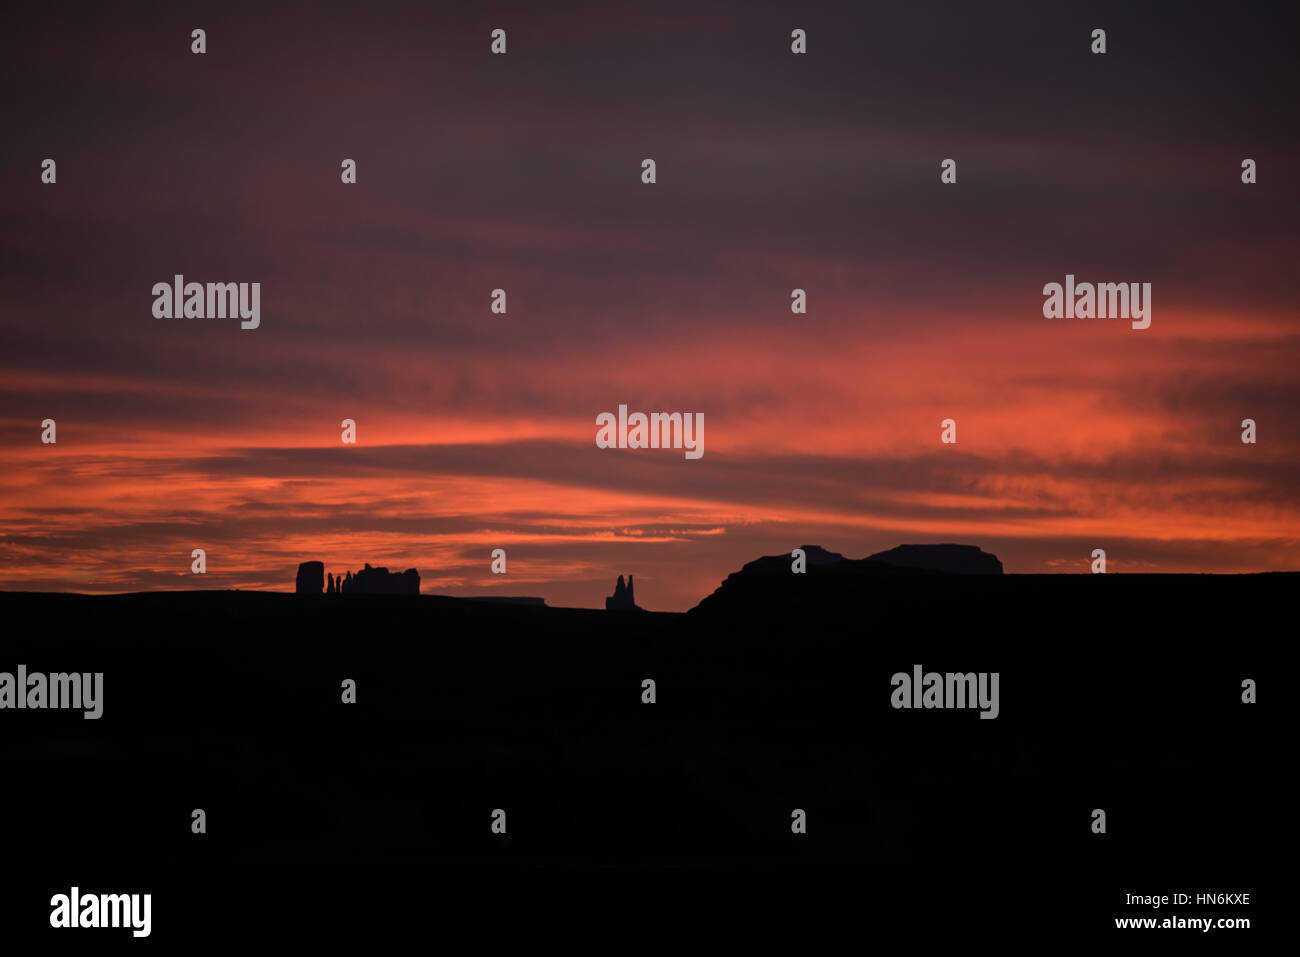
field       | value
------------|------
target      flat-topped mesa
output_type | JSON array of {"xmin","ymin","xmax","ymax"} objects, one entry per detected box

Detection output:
[
  {"xmin": 867, "ymin": 544, "xmax": 1003, "ymax": 575},
  {"xmin": 794, "ymin": 545, "xmax": 845, "ymax": 567},
  {"xmin": 605, "ymin": 574, "xmax": 641, "ymax": 611},
  {"xmin": 689, "ymin": 542, "xmax": 1004, "ymax": 615}
]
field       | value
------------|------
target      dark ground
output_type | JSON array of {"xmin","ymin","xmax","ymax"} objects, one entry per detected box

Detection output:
[{"xmin": 0, "ymin": 565, "xmax": 1279, "ymax": 943}]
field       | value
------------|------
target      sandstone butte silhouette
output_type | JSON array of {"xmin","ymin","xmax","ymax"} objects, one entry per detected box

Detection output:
[
  {"xmin": 605, "ymin": 574, "xmax": 640, "ymax": 611},
  {"xmin": 297, "ymin": 561, "xmax": 419, "ymax": 595}
]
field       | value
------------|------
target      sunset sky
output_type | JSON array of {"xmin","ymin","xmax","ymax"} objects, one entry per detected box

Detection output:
[{"xmin": 2, "ymin": 1, "xmax": 1297, "ymax": 610}]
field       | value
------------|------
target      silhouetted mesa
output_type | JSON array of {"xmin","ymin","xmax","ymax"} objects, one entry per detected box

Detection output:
[
  {"xmin": 295, "ymin": 561, "xmax": 324, "ymax": 594},
  {"xmin": 794, "ymin": 544, "xmax": 845, "ymax": 566},
  {"xmin": 867, "ymin": 544, "xmax": 1003, "ymax": 575},
  {"xmin": 689, "ymin": 543, "xmax": 1002, "ymax": 615},
  {"xmin": 605, "ymin": 574, "xmax": 641, "ymax": 611},
  {"xmin": 302, "ymin": 561, "xmax": 420, "ymax": 595}
]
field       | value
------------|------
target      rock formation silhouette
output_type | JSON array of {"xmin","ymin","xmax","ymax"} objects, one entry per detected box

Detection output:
[
  {"xmin": 295, "ymin": 561, "xmax": 324, "ymax": 594},
  {"xmin": 689, "ymin": 543, "xmax": 1003, "ymax": 615},
  {"xmin": 341, "ymin": 562, "xmax": 420, "ymax": 595},
  {"xmin": 794, "ymin": 545, "xmax": 845, "ymax": 566},
  {"xmin": 300, "ymin": 561, "xmax": 419, "ymax": 595},
  {"xmin": 866, "ymin": 543, "xmax": 1003, "ymax": 575},
  {"xmin": 605, "ymin": 574, "xmax": 641, "ymax": 611}
]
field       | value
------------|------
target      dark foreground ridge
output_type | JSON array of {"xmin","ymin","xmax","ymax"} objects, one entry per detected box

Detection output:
[{"xmin": 0, "ymin": 551, "xmax": 1282, "ymax": 937}]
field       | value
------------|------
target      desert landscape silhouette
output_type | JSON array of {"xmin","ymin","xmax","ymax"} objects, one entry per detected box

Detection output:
[{"xmin": 2, "ymin": 542, "xmax": 1274, "ymax": 868}]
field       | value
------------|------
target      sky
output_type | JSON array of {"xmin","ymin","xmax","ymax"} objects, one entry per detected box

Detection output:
[{"xmin": 2, "ymin": 1, "xmax": 1298, "ymax": 610}]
